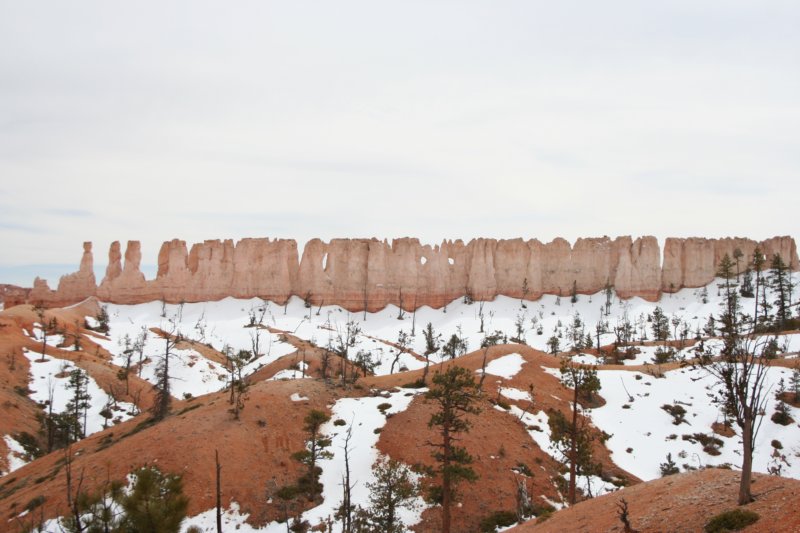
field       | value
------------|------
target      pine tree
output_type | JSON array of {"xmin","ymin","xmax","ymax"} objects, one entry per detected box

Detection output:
[
  {"xmin": 659, "ymin": 453, "xmax": 679, "ymax": 476},
  {"xmin": 66, "ymin": 368, "xmax": 92, "ymax": 440},
  {"xmin": 291, "ymin": 410, "xmax": 332, "ymax": 500},
  {"xmin": 425, "ymin": 366, "xmax": 482, "ymax": 533},
  {"xmin": 422, "ymin": 322, "xmax": 442, "ymax": 384},
  {"xmin": 791, "ymin": 368, "xmax": 800, "ymax": 402},
  {"xmin": 555, "ymin": 360, "xmax": 601, "ymax": 504},
  {"xmin": 151, "ymin": 320, "xmax": 181, "ymax": 421},
  {"xmin": 650, "ymin": 307, "xmax": 670, "ymax": 343},
  {"xmin": 769, "ymin": 254, "xmax": 793, "ymax": 329},
  {"xmin": 226, "ymin": 348, "xmax": 253, "ymax": 420},
  {"xmin": 119, "ymin": 466, "xmax": 189, "ymax": 533},
  {"xmin": 364, "ymin": 456, "xmax": 418, "ymax": 533}
]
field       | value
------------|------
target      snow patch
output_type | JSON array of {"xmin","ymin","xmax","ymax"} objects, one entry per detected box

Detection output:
[
  {"xmin": 482, "ymin": 353, "xmax": 525, "ymax": 379},
  {"xmin": 2, "ymin": 435, "xmax": 29, "ymax": 475}
]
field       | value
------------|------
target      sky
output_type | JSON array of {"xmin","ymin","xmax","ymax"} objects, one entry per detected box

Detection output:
[{"xmin": 1, "ymin": 1, "xmax": 798, "ymax": 286}]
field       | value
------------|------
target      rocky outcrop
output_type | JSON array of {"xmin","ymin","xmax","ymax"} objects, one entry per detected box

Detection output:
[
  {"xmin": 27, "ymin": 242, "xmax": 96, "ymax": 307},
  {"xmin": 661, "ymin": 236, "xmax": 799, "ymax": 292},
  {"xmin": 9, "ymin": 235, "xmax": 799, "ymax": 310}
]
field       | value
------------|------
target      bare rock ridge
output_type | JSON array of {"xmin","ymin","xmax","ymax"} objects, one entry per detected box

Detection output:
[{"xmin": 15, "ymin": 236, "xmax": 799, "ymax": 310}]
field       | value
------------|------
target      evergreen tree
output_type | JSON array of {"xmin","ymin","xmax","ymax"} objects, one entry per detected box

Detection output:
[
  {"xmin": 769, "ymin": 254, "xmax": 793, "ymax": 329},
  {"xmin": 226, "ymin": 348, "xmax": 253, "ymax": 420},
  {"xmin": 422, "ymin": 322, "xmax": 442, "ymax": 384},
  {"xmin": 739, "ymin": 267, "xmax": 754, "ymax": 298},
  {"xmin": 556, "ymin": 360, "xmax": 601, "ymax": 505},
  {"xmin": 364, "ymin": 456, "xmax": 418, "ymax": 533},
  {"xmin": 119, "ymin": 466, "xmax": 189, "ymax": 533},
  {"xmin": 425, "ymin": 366, "xmax": 482, "ymax": 533},
  {"xmin": 441, "ymin": 332, "xmax": 468, "ymax": 361},
  {"xmin": 291, "ymin": 410, "xmax": 332, "ymax": 500},
  {"xmin": 152, "ymin": 320, "xmax": 181, "ymax": 421},
  {"xmin": 659, "ymin": 453, "xmax": 679, "ymax": 476},
  {"xmin": 650, "ymin": 307, "xmax": 670, "ymax": 343},
  {"xmin": 791, "ymin": 368, "xmax": 800, "ymax": 402},
  {"xmin": 733, "ymin": 248, "xmax": 744, "ymax": 282},
  {"xmin": 66, "ymin": 368, "xmax": 92, "ymax": 439}
]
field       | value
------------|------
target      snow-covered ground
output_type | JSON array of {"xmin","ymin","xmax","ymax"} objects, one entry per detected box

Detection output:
[
  {"xmin": 1, "ymin": 435, "xmax": 29, "ymax": 475},
  {"xmin": 181, "ymin": 387, "xmax": 426, "ymax": 532},
  {"xmin": 93, "ymin": 272, "xmax": 800, "ymax": 390},
  {"xmin": 23, "ymin": 349, "xmax": 138, "ymax": 435},
  {"xmin": 589, "ymin": 366, "xmax": 800, "ymax": 481}
]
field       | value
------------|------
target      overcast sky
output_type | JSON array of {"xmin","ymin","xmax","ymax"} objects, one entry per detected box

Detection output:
[{"xmin": 1, "ymin": 1, "xmax": 798, "ymax": 285}]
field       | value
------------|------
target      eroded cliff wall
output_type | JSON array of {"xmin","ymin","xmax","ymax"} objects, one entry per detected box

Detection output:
[{"xmin": 16, "ymin": 236, "xmax": 799, "ymax": 310}]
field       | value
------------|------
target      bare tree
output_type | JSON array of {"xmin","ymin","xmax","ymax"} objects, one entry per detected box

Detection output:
[
  {"xmin": 337, "ymin": 424, "xmax": 355, "ymax": 533},
  {"xmin": 699, "ymin": 252, "xmax": 773, "ymax": 505},
  {"xmin": 391, "ymin": 330, "xmax": 409, "ymax": 375},
  {"xmin": 215, "ymin": 450, "xmax": 223, "ymax": 533}
]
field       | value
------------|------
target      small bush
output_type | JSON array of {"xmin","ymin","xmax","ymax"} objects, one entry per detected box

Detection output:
[
  {"xmin": 25, "ymin": 495, "xmax": 45, "ymax": 512},
  {"xmin": 682, "ymin": 433, "xmax": 724, "ymax": 455},
  {"xmin": 771, "ymin": 407, "xmax": 793, "ymax": 426},
  {"xmin": 495, "ymin": 399, "xmax": 511, "ymax": 410},
  {"xmin": 333, "ymin": 418, "xmax": 346, "ymax": 426},
  {"xmin": 704, "ymin": 508, "xmax": 759, "ymax": 532},
  {"xmin": 662, "ymin": 403, "xmax": 687, "ymax": 425},
  {"xmin": 771, "ymin": 439, "xmax": 783, "ymax": 450},
  {"xmin": 377, "ymin": 402, "xmax": 392, "ymax": 412},
  {"xmin": 480, "ymin": 510, "xmax": 517, "ymax": 532},
  {"xmin": 514, "ymin": 462, "xmax": 533, "ymax": 477}
]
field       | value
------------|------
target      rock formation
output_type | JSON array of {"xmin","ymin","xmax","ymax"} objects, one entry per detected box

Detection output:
[
  {"xmin": 27, "ymin": 242, "xmax": 96, "ymax": 308},
  {"xmin": 10, "ymin": 235, "xmax": 799, "ymax": 311}
]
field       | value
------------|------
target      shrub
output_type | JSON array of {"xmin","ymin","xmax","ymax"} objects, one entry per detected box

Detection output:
[
  {"xmin": 771, "ymin": 404, "xmax": 793, "ymax": 426},
  {"xmin": 661, "ymin": 403, "xmax": 687, "ymax": 425},
  {"xmin": 514, "ymin": 462, "xmax": 533, "ymax": 477},
  {"xmin": 659, "ymin": 453, "xmax": 679, "ymax": 476},
  {"xmin": 333, "ymin": 418, "xmax": 347, "ymax": 426},
  {"xmin": 704, "ymin": 509, "xmax": 759, "ymax": 532},
  {"xmin": 377, "ymin": 402, "xmax": 392, "ymax": 413},
  {"xmin": 682, "ymin": 433, "xmax": 724, "ymax": 455},
  {"xmin": 480, "ymin": 510, "xmax": 517, "ymax": 532}
]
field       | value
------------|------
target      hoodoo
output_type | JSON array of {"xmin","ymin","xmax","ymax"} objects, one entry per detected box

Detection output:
[{"xmin": 12, "ymin": 235, "xmax": 799, "ymax": 310}]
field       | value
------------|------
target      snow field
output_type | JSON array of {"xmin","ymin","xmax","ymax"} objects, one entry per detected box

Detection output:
[
  {"xmin": 23, "ymin": 350, "xmax": 138, "ymax": 435},
  {"xmin": 481, "ymin": 353, "xmax": 526, "ymax": 379},
  {"xmin": 589, "ymin": 366, "xmax": 800, "ymax": 481}
]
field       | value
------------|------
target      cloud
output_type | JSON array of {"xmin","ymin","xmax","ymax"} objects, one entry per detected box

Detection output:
[{"xmin": 43, "ymin": 208, "xmax": 93, "ymax": 218}]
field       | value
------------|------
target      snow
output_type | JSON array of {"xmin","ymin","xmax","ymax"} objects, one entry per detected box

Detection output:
[
  {"xmin": 88, "ymin": 273, "xmax": 800, "ymax": 389},
  {"xmin": 182, "ymin": 388, "xmax": 426, "ymax": 532},
  {"xmin": 2, "ymin": 435, "xmax": 29, "ymax": 475},
  {"xmin": 506, "ymin": 404, "xmax": 619, "ymax": 502},
  {"xmin": 23, "ymin": 350, "xmax": 138, "ymax": 435},
  {"xmin": 482, "ymin": 353, "xmax": 526, "ymax": 379},
  {"xmin": 181, "ymin": 502, "xmax": 261, "ymax": 533},
  {"xmin": 299, "ymin": 389, "xmax": 425, "ymax": 528},
  {"xmin": 271, "ymin": 362, "xmax": 310, "ymax": 381},
  {"xmin": 499, "ymin": 387, "xmax": 533, "ymax": 401},
  {"xmin": 589, "ymin": 366, "xmax": 800, "ymax": 481},
  {"xmin": 290, "ymin": 393, "xmax": 309, "ymax": 402}
]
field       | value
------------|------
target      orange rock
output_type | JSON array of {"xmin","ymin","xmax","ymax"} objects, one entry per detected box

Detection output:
[{"xmin": 12, "ymin": 235, "xmax": 799, "ymax": 310}]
